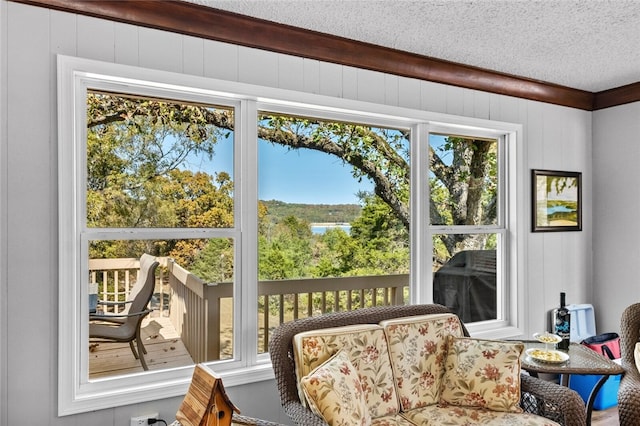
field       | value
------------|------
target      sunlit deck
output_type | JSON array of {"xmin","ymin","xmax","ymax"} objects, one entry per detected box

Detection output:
[
  {"xmin": 88, "ymin": 257, "xmax": 409, "ymax": 378},
  {"xmin": 89, "ymin": 316, "xmax": 194, "ymax": 378}
]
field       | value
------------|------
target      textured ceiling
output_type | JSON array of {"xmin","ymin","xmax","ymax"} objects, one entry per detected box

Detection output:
[{"xmin": 187, "ymin": 0, "xmax": 640, "ymax": 92}]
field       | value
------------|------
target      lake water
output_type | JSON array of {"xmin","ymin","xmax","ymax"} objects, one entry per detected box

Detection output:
[
  {"xmin": 311, "ymin": 224, "xmax": 351, "ymax": 235},
  {"xmin": 547, "ymin": 205, "xmax": 575, "ymax": 214}
]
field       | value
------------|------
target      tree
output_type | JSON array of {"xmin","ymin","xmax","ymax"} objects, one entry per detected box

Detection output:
[
  {"xmin": 86, "ymin": 92, "xmax": 234, "ymax": 261},
  {"xmin": 87, "ymin": 93, "xmax": 497, "ymax": 265},
  {"xmin": 429, "ymin": 136, "xmax": 497, "ymax": 259}
]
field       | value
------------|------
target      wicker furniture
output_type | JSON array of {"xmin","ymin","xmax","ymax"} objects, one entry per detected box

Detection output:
[
  {"xmin": 618, "ymin": 303, "xmax": 640, "ymax": 426},
  {"xmin": 520, "ymin": 341, "xmax": 624, "ymax": 425},
  {"xmin": 269, "ymin": 304, "xmax": 586, "ymax": 426}
]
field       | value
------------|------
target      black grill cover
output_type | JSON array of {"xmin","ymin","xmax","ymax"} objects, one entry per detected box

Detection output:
[{"xmin": 433, "ymin": 250, "xmax": 496, "ymax": 323}]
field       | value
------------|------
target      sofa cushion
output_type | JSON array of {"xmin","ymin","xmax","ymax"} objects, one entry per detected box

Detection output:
[
  {"xmin": 440, "ymin": 336, "xmax": 524, "ymax": 413},
  {"xmin": 293, "ymin": 324, "xmax": 400, "ymax": 418},
  {"xmin": 400, "ymin": 405, "xmax": 560, "ymax": 426},
  {"xmin": 370, "ymin": 415, "xmax": 416, "ymax": 426},
  {"xmin": 300, "ymin": 350, "xmax": 371, "ymax": 426},
  {"xmin": 635, "ymin": 342, "xmax": 640, "ymax": 374},
  {"xmin": 380, "ymin": 313, "xmax": 464, "ymax": 410}
]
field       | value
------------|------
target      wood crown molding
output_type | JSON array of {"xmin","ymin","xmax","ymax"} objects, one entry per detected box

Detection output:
[{"xmin": 12, "ymin": 0, "xmax": 640, "ymax": 111}]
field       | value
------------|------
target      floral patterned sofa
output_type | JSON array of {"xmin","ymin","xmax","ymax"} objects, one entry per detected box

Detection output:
[{"xmin": 269, "ymin": 304, "xmax": 586, "ymax": 426}]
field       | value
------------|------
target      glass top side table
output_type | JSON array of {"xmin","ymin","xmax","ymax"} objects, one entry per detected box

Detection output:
[{"xmin": 520, "ymin": 341, "xmax": 624, "ymax": 426}]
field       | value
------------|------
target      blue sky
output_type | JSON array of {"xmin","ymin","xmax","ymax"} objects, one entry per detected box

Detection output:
[
  {"xmin": 187, "ymin": 134, "xmax": 457, "ymax": 205},
  {"xmin": 194, "ymin": 134, "xmax": 452, "ymax": 205},
  {"xmin": 194, "ymin": 136, "xmax": 374, "ymax": 205},
  {"xmin": 258, "ymin": 141, "xmax": 373, "ymax": 204}
]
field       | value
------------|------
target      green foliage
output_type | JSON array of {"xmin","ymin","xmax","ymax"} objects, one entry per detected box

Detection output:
[
  {"xmin": 261, "ymin": 200, "xmax": 360, "ymax": 223},
  {"xmin": 86, "ymin": 92, "xmax": 234, "ymax": 260},
  {"xmin": 429, "ymin": 136, "xmax": 498, "ymax": 262},
  {"xmin": 188, "ymin": 238, "xmax": 234, "ymax": 283},
  {"xmin": 259, "ymin": 216, "xmax": 314, "ymax": 279},
  {"xmin": 86, "ymin": 93, "xmax": 495, "ymax": 286}
]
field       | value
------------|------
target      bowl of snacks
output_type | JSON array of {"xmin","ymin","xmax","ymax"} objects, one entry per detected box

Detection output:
[
  {"xmin": 525, "ymin": 347, "xmax": 569, "ymax": 364},
  {"xmin": 533, "ymin": 332, "xmax": 562, "ymax": 345}
]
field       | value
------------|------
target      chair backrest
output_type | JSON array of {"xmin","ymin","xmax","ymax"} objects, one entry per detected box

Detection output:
[{"xmin": 126, "ymin": 253, "xmax": 159, "ymax": 318}]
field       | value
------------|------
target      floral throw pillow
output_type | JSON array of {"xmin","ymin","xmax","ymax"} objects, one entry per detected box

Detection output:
[
  {"xmin": 300, "ymin": 350, "xmax": 372, "ymax": 426},
  {"xmin": 634, "ymin": 342, "xmax": 640, "ymax": 374},
  {"xmin": 381, "ymin": 313, "xmax": 464, "ymax": 410},
  {"xmin": 440, "ymin": 336, "xmax": 524, "ymax": 413}
]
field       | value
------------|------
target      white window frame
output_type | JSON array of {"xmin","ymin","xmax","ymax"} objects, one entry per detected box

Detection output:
[
  {"xmin": 418, "ymin": 124, "xmax": 522, "ymax": 339},
  {"xmin": 57, "ymin": 54, "xmax": 525, "ymax": 415}
]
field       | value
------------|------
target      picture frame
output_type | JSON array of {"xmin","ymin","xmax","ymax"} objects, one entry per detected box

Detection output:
[{"xmin": 532, "ymin": 169, "xmax": 582, "ymax": 232}]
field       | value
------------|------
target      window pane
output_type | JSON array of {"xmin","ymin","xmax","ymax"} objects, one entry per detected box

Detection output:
[
  {"xmin": 432, "ymin": 233, "xmax": 498, "ymax": 323},
  {"xmin": 87, "ymin": 238, "xmax": 234, "ymax": 379},
  {"xmin": 429, "ymin": 134, "xmax": 497, "ymax": 226},
  {"xmin": 256, "ymin": 113, "xmax": 410, "ymax": 353},
  {"xmin": 86, "ymin": 91, "xmax": 234, "ymax": 228}
]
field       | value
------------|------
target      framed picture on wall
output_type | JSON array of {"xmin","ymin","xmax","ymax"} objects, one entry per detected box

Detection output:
[{"xmin": 532, "ymin": 169, "xmax": 582, "ymax": 232}]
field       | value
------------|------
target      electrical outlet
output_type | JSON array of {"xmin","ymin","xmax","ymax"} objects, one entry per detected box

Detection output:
[{"xmin": 130, "ymin": 412, "xmax": 158, "ymax": 426}]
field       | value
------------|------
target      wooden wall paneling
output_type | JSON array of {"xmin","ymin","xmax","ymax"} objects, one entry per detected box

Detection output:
[
  {"xmin": 77, "ymin": 13, "xmax": 115, "ymax": 62},
  {"xmin": 357, "ymin": 68, "xmax": 385, "ymax": 105},
  {"xmin": 341, "ymin": 65, "xmax": 358, "ymax": 101},
  {"xmin": 114, "ymin": 21, "xmax": 140, "ymax": 67},
  {"xmin": 50, "ymin": 9, "xmax": 77, "ymax": 57},
  {"xmin": 318, "ymin": 61, "xmax": 342, "ymax": 98},
  {"xmin": 461, "ymin": 87, "xmax": 476, "ymax": 119},
  {"xmin": 445, "ymin": 85, "xmax": 466, "ymax": 116},
  {"xmin": 238, "ymin": 46, "xmax": 278, "ymax": 88},
  {"xmin": 203, "ymin": 40, "xmax": 238, "ymax": 82},
  {"xmin": 301, "ymin": 58, "xmax": 320, "ymax": 95},
  {"xmin": 139, "ymin": 26, "xmax": 183, "ymax": 74},
  {"xmin": 527, "ymin": 101, "xmax": 545, "ymax": 168},
  {"xmin": 397, "ymin": 77, "xmax": 421, "ymax": 111},
  {"xmin": 472, "ymin": 90, "xmax": 491, "ymax": 121},
  {"xmin": 277, "ymin": 54, "xmax": 304, "ymax": 92},
  {"xmin": 525, "ymin": 100, "xmax": 546, "ymax": 335},
  {"xmin": 6, "ymin": 4, "xmax": 53, "ymax": 425},
  {"xmin": 592, "ymin": 104, "xmax": 640, "ymax": 332},
  {"xmin": 182, "ymin": 35, "xmax": 205, "ymax": 78},
  {"xmin": 383, "ymin": 73, "xmax": 399, "ymax": 107},
  {"xmin": 420, "ymin": 80, "xmax": 446, "ymax": 114}
]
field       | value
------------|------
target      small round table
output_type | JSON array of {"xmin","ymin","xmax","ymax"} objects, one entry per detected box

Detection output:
[{"xmin": 520, "ymin": 341, "xmax": 624, "ymax": 426}]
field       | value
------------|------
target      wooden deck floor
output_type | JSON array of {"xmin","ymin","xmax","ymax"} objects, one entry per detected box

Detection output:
[
  {"xmin": 592, "ymin": 405, "xmax": 619, "ymax": 426},
  {"xmin": 89, "ymin": 316, "xmax": 194, "ymax": 379}
]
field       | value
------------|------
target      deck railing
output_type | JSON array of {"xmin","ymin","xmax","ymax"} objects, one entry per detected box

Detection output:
[
  {"xmin": 88, "ymin": 257, "xmax": 168, "ymax": 315},
  {"xmin": 257, "ymin": 274, "xmax": 408, "ymax": 353},
  {"xmin": 167, "ymin": 259, "xmax": 234, "ymax": 363},
  {"xmin": 89, "ymin": 257, "xmax": 409, "ymax": 363}
]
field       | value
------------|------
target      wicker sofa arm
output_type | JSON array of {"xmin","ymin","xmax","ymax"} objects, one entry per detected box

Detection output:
[
  {"xmin": 618, "ymin": 302, "xmax": 640, "ymax": 426},
  {"xmin": 520, "ymin": 373, "xmax": 585, "ymax": 426},
  {"xmin": 281, "ymin": 402, "xmax": 327, "ymax": 426},
  {"xmin": 618, "ymin": 362, "xmax": 640, "ymax": 426}
]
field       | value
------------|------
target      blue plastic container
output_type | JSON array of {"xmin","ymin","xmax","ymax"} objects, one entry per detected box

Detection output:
[{"xmin": 569, "ymin": 373, "xmax": 621, "ymax": 410}]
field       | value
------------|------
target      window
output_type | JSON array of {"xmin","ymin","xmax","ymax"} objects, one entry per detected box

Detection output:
[
  {"xmin": 58, "ymin": 56, "xmax": 523, "ymax": 414},
  {"xmin": 429, "ymin": 134, "xmax": 502, "ymax": 323},
  {"xmin": 256, "ymin": 113, "xmax": 411, "ymax": 351}
]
